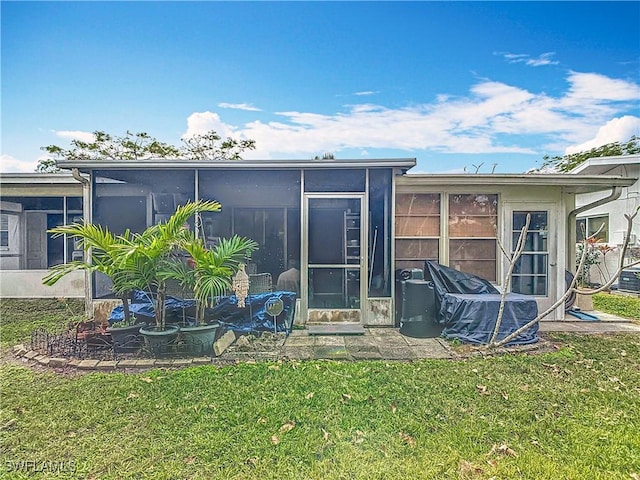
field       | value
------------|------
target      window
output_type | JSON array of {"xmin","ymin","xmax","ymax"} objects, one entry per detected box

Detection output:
[
  {"xmin": 448, "ymin": 194, "xmax": 498, "ymax": 281},
  {"xmin": 0, "ymin": 214, "xmax": 8, "ymax": 248},
  {"xmin": 393, "ymin": 192, "xmax": 499, "ymax": 281},
  {"xmin": 576, "ymin": 215, "xmax": 609, "ymax": 242},
  {"xmin": 512, "ymin": 211, "xmax": 549, "ymax": 296},
  {"xmin": 395, "ymin": 193, "xmax": 440, "ymax": 270}
]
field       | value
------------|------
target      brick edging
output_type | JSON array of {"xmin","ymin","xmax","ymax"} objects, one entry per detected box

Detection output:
[{"xmin": 11, "ymin": 344, "xmax": 217, "ymax": 371}]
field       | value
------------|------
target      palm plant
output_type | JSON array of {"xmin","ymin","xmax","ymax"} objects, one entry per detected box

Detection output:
[
  {"xmin": 43, "ymin": 200, "xmax": 224, "ymax": 330},
  {"xmin": 179, "ymin": 235, "xmax": 258, "ymax": 324},
  {"xmin": 43, "ymin": 222, "xmax": 137, "ymax": 323},
  {"xmin": 112, "ymin": 200, "xmax": 223, "ymax": 330}
]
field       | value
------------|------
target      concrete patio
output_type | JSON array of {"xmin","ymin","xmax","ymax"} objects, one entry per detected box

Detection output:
[
  {"xmin": 278, "ymin": 312, "xmax": 640, "ymax": 362},
  {"xmin": 12, "ymin": 311, "xmax": 639, "ymax": 371}
]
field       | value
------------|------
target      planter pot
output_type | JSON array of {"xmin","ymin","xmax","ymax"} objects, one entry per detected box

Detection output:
[
  {"xmin": 180, "ymin": 323, "xmax": 220, "ymax": 356},
  {"xmin": 575, "ymin": 291, "xmax": 594, "ymax": 311},
  {"xmin": 139, "ymin": 325, "xmax": 180, "ymax": 357},
  {"xmin": 107, "ymin": 324, "xmax": 144, "ymax": 353}
]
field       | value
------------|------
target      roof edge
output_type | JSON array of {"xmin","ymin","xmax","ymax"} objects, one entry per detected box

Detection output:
[{"xmin": 56, "ymin": 157, "xmax": 417, "ymax": 171}]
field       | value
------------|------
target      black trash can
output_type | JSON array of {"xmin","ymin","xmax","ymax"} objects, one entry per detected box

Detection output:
[
  {"xmin": 394, "ymin": 268, "xmax": 424, "ymax": 326},
  {"xmin": 399, "ymin": 279, "xmax": 437, "ymax": 338}
]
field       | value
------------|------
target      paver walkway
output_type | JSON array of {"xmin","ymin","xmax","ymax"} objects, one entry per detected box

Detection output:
[
  {"xmin": 283, "ymin": 328, "xmax": 453, "ymax": 361},
  {"xmin": 13, "ymin": 311, "xmax": 638, "ymax": 370},
  {"xmin": 538, "ymin": 311, "xmax": 640, "ymax": 333},
  {"xmin": 282, "ymin": 311, "xmax": 640, "ymax": 361}
]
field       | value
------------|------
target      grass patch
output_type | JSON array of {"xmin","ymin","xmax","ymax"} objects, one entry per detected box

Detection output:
[
  {"xmin": 0, "ymin": 298, "xmax": 85, "ymax": 348},
  {"xmin": 0, "ymin": 335, "xmax": 639, "ymax": 479},
  {"xmin": 593, "ymin": 293, "xmax": 640, "ymax": 322},
  {"xmin": 1, "ymin": 300, "xmax": 639, "ymax": 479}
]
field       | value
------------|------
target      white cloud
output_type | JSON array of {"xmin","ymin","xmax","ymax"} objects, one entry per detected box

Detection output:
[
  {"xmin": 498, "ymin": 51, "xmax": 559, "ymax": 67},
  {"xmin": 565, "ymin": 116, "xmax": 640, "ymax": 154},
  {"xmin": 182, "ymin": 71, "xmax": 639, "ymax": 160},
  {"xmin": 217, "ymin": 102, "xmax": 262, "ymax": 112},
  {"xmin": 53, "ymin": 130, "xmax": 95, "ymax": 142},
  {"xmin": 526, "ymin": 52, "xmax": 559, "ymax": 67},
  {"xmin": 1, "ymin": 154, "xmax": 38, "ymax": 172},
  {"xmin": 354, "ymin": 91, "xmax": 378, "ymax": 96},
  {"xmin": 183, "ymin": 111, "xmax": 237, "ymax": 139},
  {"xmin": 564, "ymin": 71, "xmax": 640, "ymax": 103}
]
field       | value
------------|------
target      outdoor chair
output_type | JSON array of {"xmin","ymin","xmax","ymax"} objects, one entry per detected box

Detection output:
[{"xmin": 248, "ymin": 273, "xmax": 273, "ymax": 295}]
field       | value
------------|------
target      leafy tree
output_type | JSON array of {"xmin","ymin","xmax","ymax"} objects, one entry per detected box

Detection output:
[
  {"xmin": 35, "ymin": 158, "xmax": 60, "ymax": 173},
  {"xmin": 540, "ymin": 135, "xmax": 639, "ymax": 173},
  {"xmin": 38, "ymin": 129, "xmax": 256, "ymax": 172},
  {"xmin": 313, "ymin": 152, "xmax": 335, "ymax": 160},
  {"xmin": 181, "ymin": 131, "xmax": 256, "ymax": 161}
]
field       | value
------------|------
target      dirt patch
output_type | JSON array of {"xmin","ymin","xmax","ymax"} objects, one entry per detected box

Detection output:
[{"xmin": 222, "ymin": 332, "xmax": 287, "ymax": 355}]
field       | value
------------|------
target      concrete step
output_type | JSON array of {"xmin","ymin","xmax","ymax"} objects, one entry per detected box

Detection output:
[{"xmin": 307, "ymin": 323, "xmax": 366, "ymax": 336}]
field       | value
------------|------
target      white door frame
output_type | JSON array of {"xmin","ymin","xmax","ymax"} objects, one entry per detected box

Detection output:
[
  {"xmin": 503, "ymin": 202, "xmax": 562, "ymax": 319},
  {"xmin": 302, "ymin": 193, "xmax": 367, "ymax": 323}
]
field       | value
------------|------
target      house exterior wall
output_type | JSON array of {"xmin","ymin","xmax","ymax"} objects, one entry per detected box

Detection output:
[
  {"xmin": 575, "ymin": 163, "xmax": 640, "ymax": 285},
  {"xmin": 396, "ymin": 178, "xmax": 568, "ymax": 320},
  {"xmin": 3, "ymin": 168, "xmax": 629, "ymax": 325},
  {"xmin": 0, "ymin": 270, "xmax": 85, "ymax": 298},
  {"xmin": 0, "ymin": 174, "xmax": 87, "ymax": 299},
  {"xmin": 575, "ymin": 164, "xmax": 640, "ymax": 245}
]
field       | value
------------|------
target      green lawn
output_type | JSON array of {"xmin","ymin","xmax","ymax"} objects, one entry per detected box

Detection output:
[
  {"xmin": 593, "ymin": 292, "xmax": 640, "ymax": 322},
  {"xmin": 0, "ymin": 298, "xmax": 85, "ymax": 348},
  {"xmin": 1, "ymin": 301, "xmax": 639, "ymax": 479}
]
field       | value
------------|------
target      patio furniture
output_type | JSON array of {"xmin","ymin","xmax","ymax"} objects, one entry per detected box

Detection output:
[{"xmin": 248, "ymin": 273, "xmax": 272, "ymax": 295}]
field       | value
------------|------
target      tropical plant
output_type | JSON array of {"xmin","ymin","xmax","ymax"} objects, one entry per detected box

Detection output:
[
  {"xmin": 43, "ymin": 200, "xmax": 224, "ymax": 330},
  {"xmin": 575, "ymin": 238, "xmax": 602, "ymax": 287},
  {"xmin": 112, "ymin": 200, "xmax": 223, "ymax": 330},
  {"xmin": 179, "ymin": 235, "xmax": 258, "ymax": 324},
  {"xmin": 43, "ymin": 222, "xmax": 137, "ymax": 322}
]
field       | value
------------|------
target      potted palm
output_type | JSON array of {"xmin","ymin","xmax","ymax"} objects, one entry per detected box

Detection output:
[
  {"xmin": 112, "ymin": 200, "xmax": 224, "ymax": 355},
  {"xmin": 43, "ymin": 222, "xmax": 139, "ymax": 331},
  {"xmin": 175, "ymin": 235, "xmax": 258, "ymax": 355}
]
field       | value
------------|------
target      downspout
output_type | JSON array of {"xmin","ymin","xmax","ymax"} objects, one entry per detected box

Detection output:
[
  {"xmin": 71, "ymin": 168, "xmax": 93, "ymax": 316},
  {"xmin": 567, "ymin": 186, "xmax": 622, "ymax": 273}
]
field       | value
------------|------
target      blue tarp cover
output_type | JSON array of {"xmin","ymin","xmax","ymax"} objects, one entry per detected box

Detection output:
[
  {"xmin": 211, "ymin": 291, "xmax": 296, "ymax": 334},
  {"xmin": 423, "ymin": 261, "xmax": 539, "ymax": 346},
  {"xmin": 109, "ymin": 290, "xmax": 296, "ymax": 334},
  {"xmin": 440, "ymin": 293, "xmax": 539, "ymax": 345}
]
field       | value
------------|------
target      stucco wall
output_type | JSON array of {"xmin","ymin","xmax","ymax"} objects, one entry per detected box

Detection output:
[
  {"xmin": 576, "ymin": 164, "xmax": 640, "ymax": 285},
  {"xmin": 0, "ymin": 270, "xmax": 85, "ymax": 298},
  {"xmin": 576, "ymin": 164, "xmax": 640, "ymax": 246}
]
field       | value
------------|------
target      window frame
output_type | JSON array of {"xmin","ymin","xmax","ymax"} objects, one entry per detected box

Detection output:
[
  {"xmin": 0, "ymin": 213, "xmax": 9, "ymax": 250},
  {"xmin": 394, "ymin": 193, "xmax": 441, "ymax": 270},
  {"xmin": 576, "ymin": 214, "xmax": 609, "ymax": 243},
  {"xmin": 393, "ymin": 191, "xmax": 499, "ymax": 282}
]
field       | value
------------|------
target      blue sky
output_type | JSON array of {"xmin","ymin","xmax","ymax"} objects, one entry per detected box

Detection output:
[{"xmin": 2, "ymin": 1, "xmax": 639, "ymax": 173}]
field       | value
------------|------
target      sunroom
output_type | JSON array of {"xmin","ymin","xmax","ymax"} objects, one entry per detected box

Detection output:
[{"xmin": 56, "ymin": 158, "xmax": 415, "ymax": 326}]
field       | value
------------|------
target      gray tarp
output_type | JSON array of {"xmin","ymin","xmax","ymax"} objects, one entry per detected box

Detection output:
[
  {"xmin": 440, "ymin": 293, "xmax": 539, "ymax": 345},
  {"xmin": 423, "ymin": 261, "xmax": 539, "ymax": 345}
]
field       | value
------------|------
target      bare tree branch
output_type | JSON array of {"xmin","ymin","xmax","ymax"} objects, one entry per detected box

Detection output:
[
  {"xmin": 490, "ymin": 207, "xmax": 639, "ymax": 348},
  {"xmin": 490, "ymin": 214, "xmax": 530, "ymax": 344}
]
